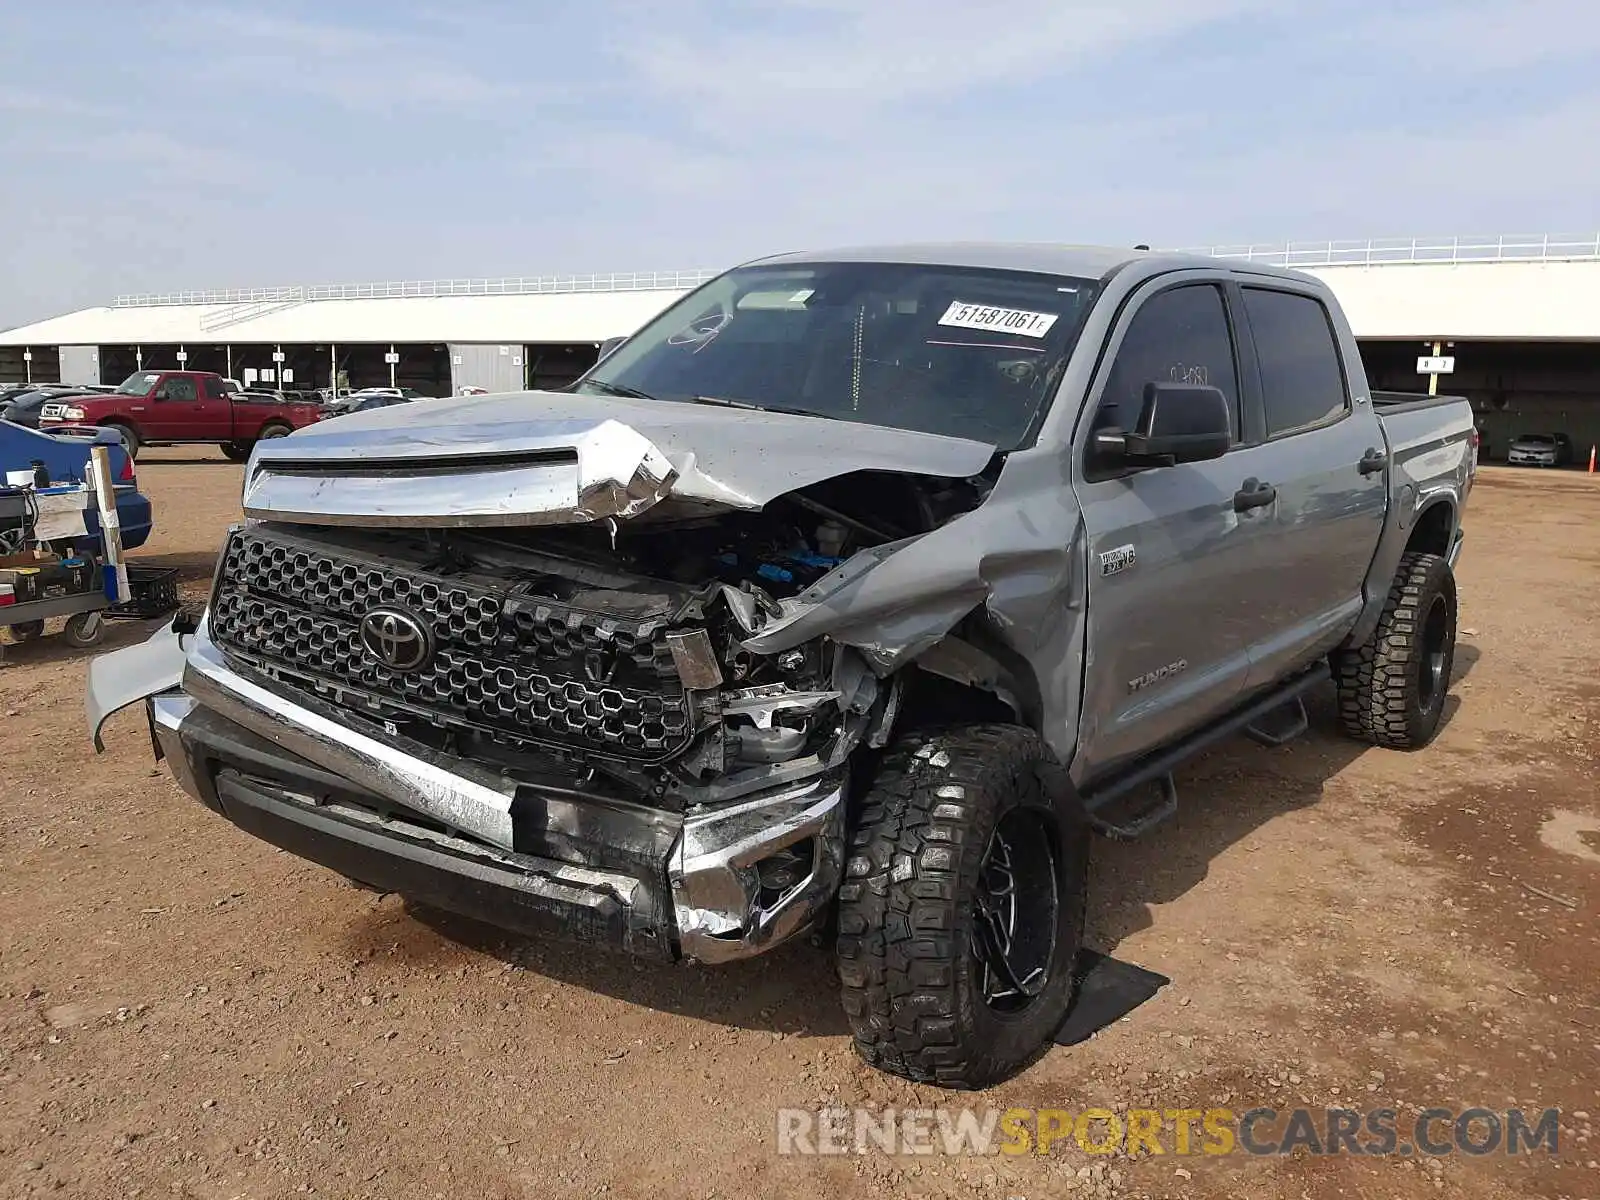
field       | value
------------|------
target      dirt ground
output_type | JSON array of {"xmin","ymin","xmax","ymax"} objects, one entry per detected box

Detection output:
[{"xmin": 2, "ymin": 451, "xmax": 1597, "ymax": 1200}]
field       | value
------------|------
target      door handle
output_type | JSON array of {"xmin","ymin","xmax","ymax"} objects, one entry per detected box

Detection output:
[
  {"xmin": 1358, "ymin": 447, "xmax": 1388, "ymax": 475},
  {"xmin": 1233, "ymin": 478, "xmax": 1277, "ymax": 512}
]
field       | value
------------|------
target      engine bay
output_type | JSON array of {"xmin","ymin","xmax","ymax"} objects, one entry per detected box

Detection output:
[{"xmin": 220, "ymin": 469, "xmax": 993, "ymax": 810}]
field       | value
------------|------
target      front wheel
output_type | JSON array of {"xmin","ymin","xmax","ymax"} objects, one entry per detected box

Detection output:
[
  {"xmin": 62, "ymin": 610, "xmax": 105, "ymax": 649},
  {"xmin": 836, "ymin": 725, "xmax": 1088, "ymax": 1089},
  {"xmin": 221, "ymin": 441, "xmax": 253, "ymax": 463},
  {"xmin": 1333, "ymin": 551, "xmax": 1457, "ymax": 749},
  {"xmin": 107, "ymin": 423, "xmax": 140, "ymax": 458}
]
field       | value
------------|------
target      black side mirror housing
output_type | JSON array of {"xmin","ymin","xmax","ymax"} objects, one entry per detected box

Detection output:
[
  {"xmin": 597, "ymin": 336, "xmax": 627, "ymax": 362},
  {"xmin": 1095, "ymin": 382, "xmax": 1232, "ymax": 467}
]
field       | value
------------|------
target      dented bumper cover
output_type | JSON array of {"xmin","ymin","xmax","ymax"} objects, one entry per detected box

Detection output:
[{"xmin": 89, "ymin": 620, "xmax": 845, "ymax": 963}]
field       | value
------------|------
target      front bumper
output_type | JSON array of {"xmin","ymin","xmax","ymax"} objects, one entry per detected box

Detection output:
[
  {"xmin": 1507, "ymin": 451, "xmax": 1556, "ymax": 466},
  {"xmin": 98, "ymin": 623, "xmax": 846, "ymax": 964}
]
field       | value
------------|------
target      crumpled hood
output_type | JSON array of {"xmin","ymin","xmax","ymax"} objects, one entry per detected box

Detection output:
[{"xmin": 242, "ymin": 389, "xmax": 997, "ymax": 527}]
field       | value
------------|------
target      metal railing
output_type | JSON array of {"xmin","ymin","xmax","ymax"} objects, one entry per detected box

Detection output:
[
  {"xmin": 114, "ymin": 270, "xmax": 718, "ymax": 308},
  {"xmin": 198, "ymin": 296, "xmax": 314, "ymax": 332},
  {"xmin": 112, "ymin": 286, "xmax": 306, "ymax": 307},
  {"xmin": 104, "ymin": 236, "xmax": 1600, "ymax": 309},
  {"xmin": 1171, "ymin": 233, "xmax": 1600, "ymax": 267}
]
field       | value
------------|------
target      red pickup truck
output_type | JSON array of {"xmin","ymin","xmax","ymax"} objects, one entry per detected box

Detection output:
[{"xmin": 38, "ymin": 370, "xmax": 323, "ymax": 460}]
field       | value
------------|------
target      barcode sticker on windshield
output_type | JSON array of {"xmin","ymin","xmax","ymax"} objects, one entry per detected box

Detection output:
[{"xmin": 938, "ymin": 301, "xmax": 1059, "ymax": 338}]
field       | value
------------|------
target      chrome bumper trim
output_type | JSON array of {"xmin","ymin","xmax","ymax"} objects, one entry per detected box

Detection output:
[
  {"xmin": 670, "ymin": 776, "xmax": 846, "ymax": 964},
  {"xmin": 183, "ymin": 627, "xmax": 527, "ymax": 851},
  {"xmin": 164, "ymin": 631, "xmax": 847, "ymax": 962}
]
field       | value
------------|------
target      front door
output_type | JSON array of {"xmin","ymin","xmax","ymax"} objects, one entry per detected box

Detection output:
[
  {"xmin": 150, "ymin": 373, "xmax": 204, "ymax": 439},
  {"xmin": 1070, "ymin": 279, "xmax": 1281, "ymax": 786}
]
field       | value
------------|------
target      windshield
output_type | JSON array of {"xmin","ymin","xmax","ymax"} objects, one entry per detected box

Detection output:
[
  {"xmin": 116, "ymin": 371, "xmax": 162, "ymax": 397},
  {"xmin": 1518, "ymin": 434, "xmax": 1554, "ymax": 444},
  {"xmin": 576, "ymin": 261, "xmax": 1101, "ymax": 449}
]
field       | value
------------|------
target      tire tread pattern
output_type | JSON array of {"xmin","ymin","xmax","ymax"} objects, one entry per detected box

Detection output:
[
  {"xmin": 1333, "ymin": 550, "xmax": 1455, "ymax": 749},
  {"xmin": 835, "ymin": 724, "xmax": 1081, "ymax": 1089}
]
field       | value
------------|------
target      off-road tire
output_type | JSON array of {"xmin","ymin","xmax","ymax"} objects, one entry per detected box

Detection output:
[
  {"xmin": 1333, "ymin": 551, "xmax": 1457, "ymax": 749},
  {"xmin": 221, "ymin": 441, "xmax": 253, "ymax": 463},
  {"xmin": 836, "ymin": 724, "xmax": 1088, "ymax": 1089}
]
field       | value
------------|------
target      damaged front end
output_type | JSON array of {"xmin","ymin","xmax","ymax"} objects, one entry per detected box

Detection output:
[{"xmin": 90, "ymin": 410, "xmax": 1049, "ymax": 963}]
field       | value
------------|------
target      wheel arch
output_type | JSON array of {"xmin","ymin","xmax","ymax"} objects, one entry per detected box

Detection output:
[
  {"xmin": 98, "ymin": 416, "xmax": 143, "ymax": 439},
  {"xmin": 1406, "ymin": 499, "xmax": 1456, "ymax": 558},
  {"xmin": 253, "ymin": 418, "xmax": 294, "ymax": 439}
]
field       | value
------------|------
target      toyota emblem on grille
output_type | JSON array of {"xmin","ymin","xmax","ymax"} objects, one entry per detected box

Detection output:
[{"xmin": 358, "ymin": 607, "xmax": 433, "ymax": 672}]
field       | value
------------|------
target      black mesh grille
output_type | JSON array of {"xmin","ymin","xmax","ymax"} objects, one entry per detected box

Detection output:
[{"xmin": 208, "ymin": 528, "xmax": 695, "ymax": 760}]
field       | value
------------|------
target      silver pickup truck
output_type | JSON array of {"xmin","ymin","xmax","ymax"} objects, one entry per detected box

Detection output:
[{"xmin": 88, "ymin": 244, "xmax": 1474, "ymax": 1088}]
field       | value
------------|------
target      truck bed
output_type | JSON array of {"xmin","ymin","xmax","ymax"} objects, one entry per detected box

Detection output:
[{"xmin": 1372, "ymin": 390, "xmax": 1475, "ymax": 462}]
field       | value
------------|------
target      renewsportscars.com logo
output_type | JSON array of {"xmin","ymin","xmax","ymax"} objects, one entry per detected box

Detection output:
[{"xmin": 776, "ymin": 1106, "xmax": 1561, "ymax": 1158}]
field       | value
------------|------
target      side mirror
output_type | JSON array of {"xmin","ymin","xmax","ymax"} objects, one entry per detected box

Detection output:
[
  {"xmin": 597, "ymin": 336, "xmax": 627, "ymax": 362},
  {"xmin": 1093, "ymin": 383, "xmax": 1232, "ymax": 467}
]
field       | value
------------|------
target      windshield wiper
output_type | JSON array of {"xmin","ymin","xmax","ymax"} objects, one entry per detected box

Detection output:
[
  {"xmin": 687, "ymin": 395, "xmax": 828, "ymax": 420},
  {"xmin": 583, "ymin": 379, "xmax": 660, "ymax": 402}
]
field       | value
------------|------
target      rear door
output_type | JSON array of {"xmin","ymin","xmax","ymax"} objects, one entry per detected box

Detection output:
[
  {"xmin": 1070, "ymin": 277, "xmax": 1284, "ymax": 785},
  {"xmin": 1231, "ymin": 283, "xmax": 1387, "ymax": 689}
]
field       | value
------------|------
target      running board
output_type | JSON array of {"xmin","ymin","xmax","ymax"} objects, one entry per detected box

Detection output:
[
  {"xmin": 1079, "ymin": 665, "xmax": 1329, "ymax": 841},
  {"xmin": 1243, "ymin": 696, "xmax": 1309, "ymax": 747}
]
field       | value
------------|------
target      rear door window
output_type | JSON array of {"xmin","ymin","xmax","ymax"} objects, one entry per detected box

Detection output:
[{"xmin": 1242, "ymin": 288, "xmax": 1349, "ymax": 437}]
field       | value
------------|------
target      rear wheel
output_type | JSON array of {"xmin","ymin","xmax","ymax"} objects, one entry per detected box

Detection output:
[
  {"xmin": 7, "ymin": 620, "xmax": 44, "ymax": 642},
  {"xmin": 221, "ymin": 441, "xmax": 253, "ymax": 462},
  {"xmin": 836, "ymin": 724, "xmax": 1088, "ymax": 1089},
  {"xmin": 106, "ymin": 423, "xmax": 140, "ymax": 458},
  {"xmin": 1333, "ymin": 551, "xmax": 1457, "ymax": 749},
  {"xmin": 258, "ymin": 423, "xmax": 291, "ymax": 441}
]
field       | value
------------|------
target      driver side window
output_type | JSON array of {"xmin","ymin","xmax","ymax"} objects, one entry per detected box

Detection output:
[
  {"xmin": 155, "ymin": 376, "xmax": 198, "ymax": 402},
  {"xmin": 1095, "ymin": 285, "xmax": 1241, "ymax": 441}
]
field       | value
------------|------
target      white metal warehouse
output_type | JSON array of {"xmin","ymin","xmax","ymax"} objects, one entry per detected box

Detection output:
[{"xmin": 4, "ymin": 235, "xmax": 1600, "ymax": 457}]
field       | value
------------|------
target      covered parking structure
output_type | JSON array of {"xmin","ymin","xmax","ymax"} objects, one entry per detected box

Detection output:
[
  {"xmin": 4, "ymin": 240, "xmax": 1600, "ymax": 462},
  {"xmin": 0, "ymin": 272, "xmax": 710, "ymax": 398},
  {"xmin": 1268, "ymin": 243, "xmax": 1600, "ymax": 463}
]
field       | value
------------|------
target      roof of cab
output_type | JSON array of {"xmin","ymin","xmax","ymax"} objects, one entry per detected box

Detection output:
[{"xmin": 746, "ymin": 241, "xmax": 1316, "ymax": 285}]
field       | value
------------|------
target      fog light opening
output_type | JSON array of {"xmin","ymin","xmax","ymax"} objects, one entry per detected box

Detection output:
[{"xmin": 756, "ymin": 839, "xmax": 815, "ymax": 910}]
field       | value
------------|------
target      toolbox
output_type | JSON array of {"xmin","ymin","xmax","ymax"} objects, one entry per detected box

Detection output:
[{"xmin": 0, "ymin": 551, "xmax": 99, "ymax": 604}]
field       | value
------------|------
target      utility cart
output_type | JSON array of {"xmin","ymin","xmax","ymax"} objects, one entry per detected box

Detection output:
[{"xmin": 0, "ymin": 444, "xmax": 176, "ymax": 663}]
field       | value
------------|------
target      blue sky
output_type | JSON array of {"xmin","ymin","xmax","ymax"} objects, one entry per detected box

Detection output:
[{"xmin": 2, "ymin": 0, "xmax": 1598, "ymax": 326}]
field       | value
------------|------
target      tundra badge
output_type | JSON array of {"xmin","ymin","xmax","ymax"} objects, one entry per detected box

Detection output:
[
  {"xmin": 1129, "ymin": 659, "xmax": 1188, "ymax": 692},
  {"xmin": 1099, "ymin": 544, "xmax": 1136, "ymax": 576}
]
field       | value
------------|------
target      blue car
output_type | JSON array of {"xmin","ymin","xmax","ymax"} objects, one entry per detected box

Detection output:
[{"xmin": 0, "ymin": 420, "xmax": 152, "ymax": 553}]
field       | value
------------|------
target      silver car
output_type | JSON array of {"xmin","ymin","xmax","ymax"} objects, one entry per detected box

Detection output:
[{"xmin": 1507, "ymin": 432, "xmax": 1574, "ymax": 467}]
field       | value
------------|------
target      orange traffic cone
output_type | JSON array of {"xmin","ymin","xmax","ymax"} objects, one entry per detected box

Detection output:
[{"xmin": 1590, "ymin": 444, "xmax": 1597, "ymax": 474}]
